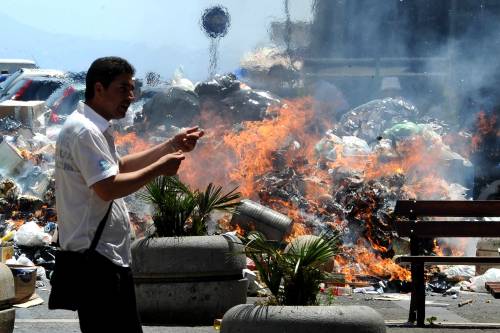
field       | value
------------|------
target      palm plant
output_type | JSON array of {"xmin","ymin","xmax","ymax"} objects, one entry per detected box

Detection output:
[
  {"xmin": 139, "ymin": 176, "xmax": 241, "ymax": 237},
  {"xmin": 243, "ymin": 231, "xmax": 340, "ymax": 305},
  {"xmin": 189, "ymin": 183, "xmax": 241, "ymax": 236}
]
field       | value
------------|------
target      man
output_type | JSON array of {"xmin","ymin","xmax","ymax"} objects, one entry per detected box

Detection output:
[{"xmin": 54, "ymin": 56, "xmax": 203, "ymax": 332}]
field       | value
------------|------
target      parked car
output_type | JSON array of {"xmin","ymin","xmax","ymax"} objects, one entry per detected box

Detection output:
[
  {"xmin": 0, "ymin": 68, "xmax": 65, "ymax": 97},
  {"xmin": 45, "ymin": 82, "xmax": 85, "ymax": 123},
  {"xmin": 0, "ymin": 77, "xmax": 66, "ymax": 102}
]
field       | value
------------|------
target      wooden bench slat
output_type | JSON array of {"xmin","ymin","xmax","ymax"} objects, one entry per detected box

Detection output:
[
  {"xmin": 396, "ymin": 256, "xmax": 500, "ymax": 265},
  {"xmin": 395, "ymin": 200, "xmax": 500, "ymax": 217},
  {"xmin": 393, "ymin": 200, "xmax": 500, "ymax": 326},
  {"xmin": 394, "ymin": 221, "xmax": 500, "ymax": 237}
]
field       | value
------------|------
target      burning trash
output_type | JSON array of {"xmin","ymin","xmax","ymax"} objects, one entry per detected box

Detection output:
[{"xmin": 0, "ymin": 38, "xmax": 496, "ymax": 309}]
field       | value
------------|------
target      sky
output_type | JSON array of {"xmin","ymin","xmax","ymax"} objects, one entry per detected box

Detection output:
[{"xmin": 0, "ymin": 0, "xmax": 313, "ymax": 80}]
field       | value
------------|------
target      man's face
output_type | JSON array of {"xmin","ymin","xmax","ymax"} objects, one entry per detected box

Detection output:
[{"xmin": 95, "ymin": 73, "xmax": 135, "ymax": 120}]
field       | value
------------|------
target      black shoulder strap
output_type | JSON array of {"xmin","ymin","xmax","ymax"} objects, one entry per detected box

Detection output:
[{"xmin": 88, "ymin": 201, "xmax": 113, "ymax": 251}]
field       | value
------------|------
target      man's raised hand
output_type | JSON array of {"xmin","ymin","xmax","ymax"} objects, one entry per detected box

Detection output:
[
  {"xmin": 170, "ymin": 126, "xmax": 204, "ymax": 153},
  {"xmin": 157, "ymin": 151, "xmax": 185, "ymax": 176}
]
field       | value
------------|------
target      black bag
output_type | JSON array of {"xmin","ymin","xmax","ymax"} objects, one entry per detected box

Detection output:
[{"xmin": 48, "ymin": 202, "xmax": 113, "ymax": 311}]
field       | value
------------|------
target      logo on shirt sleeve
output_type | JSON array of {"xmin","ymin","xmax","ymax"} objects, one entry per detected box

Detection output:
[{"xmin": 98, "ymin": 159, "xmax": 112, "ymax": 172}]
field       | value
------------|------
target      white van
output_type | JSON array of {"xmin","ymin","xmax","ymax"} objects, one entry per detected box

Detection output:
[{"xmin": 0, "ymin": 59, "xmax": 37, "ymax": 74}]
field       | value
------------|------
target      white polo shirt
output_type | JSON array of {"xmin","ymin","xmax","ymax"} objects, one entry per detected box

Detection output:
[{"xmin": 55, "ymin": 101, "xmax": 131, "ymax": 267}]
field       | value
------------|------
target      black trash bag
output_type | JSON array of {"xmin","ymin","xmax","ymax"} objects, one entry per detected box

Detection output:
[
  {"xmin": 142, "ymin": 86, "xmax": 200, "ymax": 128},
  {"xmin": 195, "ymin": 73, "xmax": 240, "ymax": 98},
  {"xmin": 427, "ymin": 273, "xmax": 453, "ymax": 293},
  {"xmin": 220, "ymin": 89, "xmax": 280, "ymax": 122},
  {"xmin": 383, "ymin": 279, "xmax": 412, "ymax": 293}
]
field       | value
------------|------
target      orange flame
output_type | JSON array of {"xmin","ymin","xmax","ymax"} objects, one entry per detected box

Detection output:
[
  {"xmin": 114, "ymin": 132, "xmax": 151, "ymax": 154},
  {"xmin": 336, "ymin": 243, "xmax": 411, "ymax": 282},
  {"xmin": 118, "ymin": 96, "xmax": 469, "ymax": 282}
]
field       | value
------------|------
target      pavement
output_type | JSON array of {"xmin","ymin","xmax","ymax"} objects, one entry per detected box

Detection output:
[{"xmin": 10, "ymin": 287, "xmax": 500, "ymax": 333}]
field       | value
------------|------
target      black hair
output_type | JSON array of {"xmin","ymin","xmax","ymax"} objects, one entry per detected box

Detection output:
[{"xmin": 85, "ymin": 56, "xmax": 135, "ymax": 101}]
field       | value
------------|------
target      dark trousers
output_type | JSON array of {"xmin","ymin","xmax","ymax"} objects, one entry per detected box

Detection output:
[{"xmin": 77, "ymin": 251, "xmax": 143, "ymax": 333}]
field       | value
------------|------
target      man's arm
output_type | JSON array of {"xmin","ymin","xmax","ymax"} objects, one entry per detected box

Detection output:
[
  {"xmin": 119, "ymin": 126, "xmax": 204, "ymax": 173},
  {"xmin": 93, "ymin": 151, "xmax": 184, "ymax": 201}
]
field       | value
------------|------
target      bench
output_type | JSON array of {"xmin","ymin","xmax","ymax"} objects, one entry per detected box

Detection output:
[{"xmin": 393, "ymin": 200, "xmax": 500, "ymax": 326}]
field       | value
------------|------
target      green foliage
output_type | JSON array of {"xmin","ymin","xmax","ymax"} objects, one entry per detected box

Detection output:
[
  {"xmin": 426, "ymin": 316, "xmax": 438, "ymax": 325},
  {"xmin": 243, "ymin": 231, "xmax": 341, "ymax": 306},
  {"xmin": 190, "ymin": 183, "xmax": 241, "ymax": 236},
  {"xmin": 139, "ymin": 176, "xmax": 240, "ymax": 237}
]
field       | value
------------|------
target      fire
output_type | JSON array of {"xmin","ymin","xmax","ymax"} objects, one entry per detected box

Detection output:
[
  {"xmin": 124, "ymin": 96, "xmax": 470, "ymax": 282},
  {"xmin": 325, "ymin": 137, "xmax": 444, "ymax": 182},
  {"xmin": 114, "ymin": 132, "xmax": 151, "ymax": 154},
  {"xmin": 217, "ymin": 214, "xmax": 247, "ymax": 236},
  {"xmin": 222, "ymin": 98, "xmax": 321, "ymax": 197},
  {"xmin": 336, "ymin": 243, "xmax": 411, "ymax": 282}
]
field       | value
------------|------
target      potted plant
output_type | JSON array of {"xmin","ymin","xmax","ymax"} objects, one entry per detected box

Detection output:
[
  {"xmin": 220, "ymin": 232, "xmax": 387, "ymax": 333},
  {"xmin": 131, "ymin": 176, "xmax": 248, "ymax": 325}
]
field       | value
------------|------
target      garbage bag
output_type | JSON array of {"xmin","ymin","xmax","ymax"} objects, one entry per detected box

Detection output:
[
  {"xmin": 142, "ymin": 86, "xmax": 200, "ymax": 128},
  {"xmin": 383, "ymin": 122, "xmax": 422, "ymax": 140},
  {"xmin": 443, "ymin": 265, "xmax": 475, "ymax": 281},
  {"xmin": 469, "ymin": 268, "xmax": 500, "ymax": 293},
  {"xmin": 14, "ymin": 221, "xmax": 51, "ymax": 247},
  {"xmin": 341, "ymin": 136, "xmax": 371, "ymax": 157},
  {"xmin": 195, "ymin": 73, "xmax": 240, "ymax": 98},
  {"xmin": 427, "ymin": 274, "xmax": 453, "ymax": 293},
  {"xmin": 220, "ymin": 89, "xmax": 279, "ymax": 122},
  {"xmin": 338, "ymin": 97, "xmax": 419, "ymax": 142}
]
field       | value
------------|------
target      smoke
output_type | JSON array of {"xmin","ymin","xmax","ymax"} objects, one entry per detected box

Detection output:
[
  {"xmin": 305, "ymin": 1, "xmax": 500, "ymax": 199},
  {"xmin": 308, "ymin": 1, "xmax": 500, "ymax": 124},
  {"xmin": 425, "ymin": 9, "xmax": 500, "ymax": 127}
]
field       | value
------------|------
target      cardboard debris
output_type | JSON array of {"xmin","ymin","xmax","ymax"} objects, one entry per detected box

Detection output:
[
  {"xmin": 0, "ymin": 140, "xmax": 25, "ymax": 175},
  {"xmin": 12, "ymin": 293, "xmax": 44, "ymax": 308},
  {"xmin": 0, "ymin": 100, "xmax": 46, "ymax": 128}
]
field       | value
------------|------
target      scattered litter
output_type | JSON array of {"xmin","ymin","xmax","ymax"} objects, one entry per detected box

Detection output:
[
  {"xmin": 458, "ymin": 299, "xmax": 473, "ymax": 307},
  {"xmin": 373, "ymin": 293, "xmax": 410, "ymax": 301},
  {"xmin": 13, "ymin": 221, "xmax": 51, "ymax": 247}
]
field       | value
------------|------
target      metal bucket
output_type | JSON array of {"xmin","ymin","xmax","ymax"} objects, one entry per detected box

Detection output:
[
  {"xmin": 476, "ymin": 238, "xmax": 500, "ymax": 275},
  {"xmin": 231, "ymin": 199, "xmax": 293, "ymax": 241}
]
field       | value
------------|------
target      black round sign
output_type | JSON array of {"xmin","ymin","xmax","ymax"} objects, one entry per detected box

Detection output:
[{"xmin": 201, "ymin": 6, "xmax": 231, "ymax": 38}]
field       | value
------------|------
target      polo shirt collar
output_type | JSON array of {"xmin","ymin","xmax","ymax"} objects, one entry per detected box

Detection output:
[{"xmin": 77, "ymin": 101, "xmax": 111, "ymax": 133}]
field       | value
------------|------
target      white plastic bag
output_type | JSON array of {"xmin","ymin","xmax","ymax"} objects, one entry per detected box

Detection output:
[
  {"xmin": 443, "ymin": 265, "xmax": 476, "ymax": 280},
  {"xmin": 341, "ymin": 136, "xmax": 371, "ymax": 157},
  {"xmin": 469, "ymin": 268, "xmax": 500, "ymax": 293},
  {"xmin": 14, "ymin": 221, "xmax": 51, "ymax": 247}
]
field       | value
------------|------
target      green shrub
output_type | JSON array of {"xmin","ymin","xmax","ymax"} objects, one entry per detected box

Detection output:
[
  {"xmin": 139, "ymin": 176, "xmax": 240, "ymax": 237},
  {"xmin": 243, "ymin": 231, "xmax": 340, "ymax": 305}
]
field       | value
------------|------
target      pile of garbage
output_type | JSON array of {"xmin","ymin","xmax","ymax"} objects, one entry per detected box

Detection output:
[
  {"xmin": 171, "ymin": 94, "xmax": 486, "ymax": 291},
  {"xmin": 0, "ymin": 65, "xmax": 496, "ymax": 299},
  {"xmin": 137, "ymin": 73, "xmax": 280, "ymax": 131},
  {"xmin": 0, "ymin": 117, "xmax": 58, "ymax": 279},
  {"xmin": 0, "ymin": 72, "xmax": 284, "ymax": 281}
]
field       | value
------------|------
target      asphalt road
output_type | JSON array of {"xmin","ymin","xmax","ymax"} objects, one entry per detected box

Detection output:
[{"xmin": 11, "ymin": 287, "xmax": 500, "ymax": 333}]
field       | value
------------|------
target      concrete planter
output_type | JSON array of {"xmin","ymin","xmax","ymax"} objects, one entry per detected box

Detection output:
[
  {"xmin": 131, "ymin": 234, "xmax": 248, "ymax": 325},
  {"xmin": 0, "ymin": 263, "xmax": 15, "ymax": 333},
  {"xmin": 221, "ymin": 304, "xmax": 386, "ymax": 333}
]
